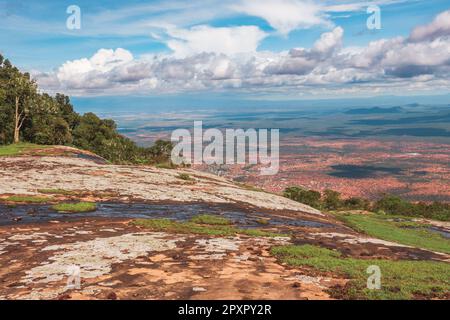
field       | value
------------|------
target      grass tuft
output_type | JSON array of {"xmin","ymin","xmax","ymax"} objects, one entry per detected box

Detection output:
[
  {"xmin": 190, "ymin": 214, "xmax": 231, "ymax": 225},
  {"xmin": 132, "ymin": 218, "xmax": 287, "ymax": 238},
  {"xmin": 177, "ymin": 173, "xmax": 193, "ymax": 181},
  {"xmin": 52, "ymin": 202, "xmax": 97, "ymax": 213},
  {"xmin": 4, "ymin": 195, "xmax": 50, "ymax": 203}
]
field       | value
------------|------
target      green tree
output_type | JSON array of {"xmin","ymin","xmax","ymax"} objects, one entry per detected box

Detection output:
[
  {"xmin": 0, "ymin": 55, "xmax": 38, "ymax": 143},
  {"xmin": 147, "ymin": 139, "xmax": 174, "ymax": 163},
  {"xmin": 343, "ymin": 197, "xmax": 370, "ymax": 210},
  {"xmin": 0, "ymin": 54, "xmax": 175, "ymax": 166}
]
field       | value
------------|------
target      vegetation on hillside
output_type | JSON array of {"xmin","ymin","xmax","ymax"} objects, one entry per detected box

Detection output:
[
  {"xmin": 0, "ymin": 54, "xmax": 173, "ymax": 164},
  {"xmin": 0, "ymin": 143, "xmax": 49, "ymax": 156},
  {"xmin": 271, "ymin": 244, "xmax": 450, "ymax": 300},
  {"xmin": 284, "ymin": 186, "xmax": 450, "ymax": 221},
  {"xmin": 335, "ymin": 213, "xmax": 450, "ymax": 254}
]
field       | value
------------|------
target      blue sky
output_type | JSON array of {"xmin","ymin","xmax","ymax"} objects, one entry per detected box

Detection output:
[{"xmin": 1, "ymin": 0, "xmax": 449, "ymax": 104}]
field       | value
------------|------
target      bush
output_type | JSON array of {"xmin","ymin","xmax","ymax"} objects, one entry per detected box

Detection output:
[
  {"xmin": 343, "ymin": 197, "xmax": 370, "ymax": 210},
  {"xmin": 373, "ymin": 195, "xmax": 449, "ymax": 221},
  {"xmin": 373, "ymin": 194, "xmax": 414, "ymax": 216},
  {"xmin": 177, "ymin": 173, "xmax": 193, "ymax": 181},
  {"xmin": 323, "ymin": 189, "xmax": 343, "ymax": 210},
  {"xmin": 283, "ymin": 186, "xmax": 448, "ymax": 220},
  {"xmin": 283, "ymin": 186, "xmax": 322, "ymax": 209}
]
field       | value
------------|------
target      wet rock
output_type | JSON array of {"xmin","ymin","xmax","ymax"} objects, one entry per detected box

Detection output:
[{"xmin": 106, "ymin": 292, "xmax": 117, "ymax": 300}]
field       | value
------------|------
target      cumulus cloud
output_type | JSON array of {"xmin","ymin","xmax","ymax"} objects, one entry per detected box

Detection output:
[
  {"xmin": 34, "ymin": 10, "xmax": 450, "ymax": 97},
  {"xmin": 409, "ymin": 10, "xmax": 450, "ymax": 42},
  {"xmin": 165, "ymin": 25, "xmax": 267, "ymax": 57},
  {"xmin": 57, "ymin": 48, "xmax": 134, "ymax": 86},
  {"xmin": 232, "ymin": 0, "xmax": 330, "ymax": 35},
  {"xmin": 312, "ymin": 26, "xmax": 344, "ymax": 56},
  {"xmin": 264, "ymin": 27, "xmax": 343, "ymax": 75}
]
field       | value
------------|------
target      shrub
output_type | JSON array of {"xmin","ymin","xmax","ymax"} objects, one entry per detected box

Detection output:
[
  {"xmin": 323, "ymin": 189, "xmax": 343, "ymax": 210},
  {"xmin": 283, "ymin": 186, "xmax": 322, "ymax": 209}
]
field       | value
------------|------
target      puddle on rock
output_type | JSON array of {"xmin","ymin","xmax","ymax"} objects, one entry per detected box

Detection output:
[{"xmin": 0, "ymin": 202, "xmax": 333, "ymax": 229}]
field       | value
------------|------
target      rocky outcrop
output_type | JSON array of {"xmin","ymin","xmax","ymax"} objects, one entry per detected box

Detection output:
[{"xmin": 0, "ymin": 148, "xmax": 322, "ymax": 215}]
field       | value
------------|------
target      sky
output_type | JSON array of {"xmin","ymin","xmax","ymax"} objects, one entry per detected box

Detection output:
[{"xmin": 1, "ymin": 0, "xmax": 450, "ymax": 105}]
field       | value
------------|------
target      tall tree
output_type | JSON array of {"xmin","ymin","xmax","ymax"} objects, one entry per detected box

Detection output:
[
  {"xmin": 0, "ymin": 56, "xmax": 37, "ymax": 144},
  {"xmin": 9, "ymin": 71, "xmax": 37, "ymax": 143}
]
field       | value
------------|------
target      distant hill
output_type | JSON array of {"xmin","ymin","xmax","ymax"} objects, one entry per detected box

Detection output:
[{"xmin": 344, "ymin": 106, "xmax": 403, "ymax": 115}]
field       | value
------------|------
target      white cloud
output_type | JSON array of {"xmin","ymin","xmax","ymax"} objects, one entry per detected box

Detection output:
[
  {"xmin": 232, "ymin": 0, "xmax": 330, "ymax": 35},
  {"xmin": 312, "ymin": 26, "xmax": 344, "ymax": 56},
  {"xmin": 57, "ymin": 48, "xmax": 133, "ymax": 83},
  {"xmin": 409, "ymin": 10, "xmax": 450, "ymax": 42},
  {"xmin": 34, "ymin": 10, "xmax": 450, "ymax": 98},
  {"xmin": 265, "ymin": 26, "xmax": 344, "ymax": 74},
  {"xmin": 165, "ymin": 25, "xmax": 267, "ymax": 56}
]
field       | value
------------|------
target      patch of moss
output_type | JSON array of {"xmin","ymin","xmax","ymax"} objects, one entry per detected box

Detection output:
[
  {"xmin": 52, "ymin": 202, "xmax": 97, "ymax": 213},
  {"xmin": 132, "ymin": 218, "xmax": 287, "ymax": 238},
  {"xmin": 190, "ymin": 214, "xmax": 231, "ymax": 225},
  {"xmin": 177, "ymin": 173, "xmax": 193, "ymax": 181},
  {"xmin": 255, "ymin": 218, "xmax": 270, "ymax": 225},
  {"xmin": 4, "ymin": 195, "xmax": 50, "ymax": 203}
]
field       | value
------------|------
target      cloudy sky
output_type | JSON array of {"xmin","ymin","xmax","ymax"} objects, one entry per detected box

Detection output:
[{"xmin": 1, "ymin": 0, "xmax": 449, "ymax": 102}]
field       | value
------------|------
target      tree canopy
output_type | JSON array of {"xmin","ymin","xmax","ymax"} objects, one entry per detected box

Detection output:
[{"xmin": 0, "ymin": 54, "xmax": 172, "ymax": 164}]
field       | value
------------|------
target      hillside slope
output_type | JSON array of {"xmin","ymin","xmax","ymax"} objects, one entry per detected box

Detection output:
[{"xmin": 0, "ymin": 146, "xmax": 322, "ymax": 215}]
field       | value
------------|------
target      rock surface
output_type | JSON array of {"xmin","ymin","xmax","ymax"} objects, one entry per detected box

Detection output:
[
  {"xmin": 0, "ymin": 151, "xmax": 321, "ymax": 215},
  {"xmin": 0, "ymin": 147, "xmax": 448, "ymax": 300}
]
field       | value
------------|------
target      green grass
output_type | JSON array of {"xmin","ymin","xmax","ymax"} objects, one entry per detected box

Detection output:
[
  {"xmin": 155, "ymin": 162, "xmax": 175, "ymax": 169},
  {"xmin": 4, "ymin": 195, "xmax": 50, "ymax": 203},
  {"xmin": 38, "ymin": 188, "xmax": 77, "ymax": 196},
  {"xmin": 190, "ymin": 214, "xmax": 231, "ymax": 225},
  {"xmin": 132, "ymin": 218, "xmax": 287, "ymax": 238},
  {"xmin": 0, "ymin": 143, "xmax": 48, "ymax": 156},
  {"xmin": 177, "ymin": 173, "xmax": 193, "ymax": 181},
  {"xmin": 336, "ymin": 213, "xmax": 450, "ymax": 254},
  {"xmin": 255, "ymin": 218, "xmax": 270, "ymax": 225},
  {"xmin": 52, "ymin": 202, "xmax": 97, "ymax": 213},
  {"xmin": 271, "ymin": 244, "xmax": 450, "ymax": 300}
]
